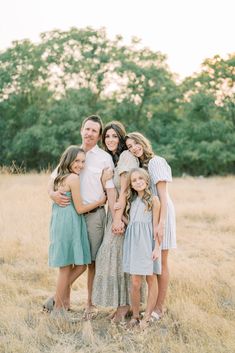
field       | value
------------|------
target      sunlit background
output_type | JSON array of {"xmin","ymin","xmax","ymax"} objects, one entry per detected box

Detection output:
[{"xmin": 1, "ymin": 0, "xmax": 234, "ymax": 78}]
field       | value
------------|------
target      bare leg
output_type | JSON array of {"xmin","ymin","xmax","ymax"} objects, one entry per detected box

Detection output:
[
  {"xmin": 87, "ymin": 262, "xmax": 95, "ymax": 308},
  {"xmin": 70, "ymin": 264, "xmax": 87, "ymax": 285},
  {"xmin": 46, "ymin": 264, "xmax": 87, "ymax": 311},
  {"xmin": 145, "ymin": 275, "xmax": 158, "ymax": 316},
  {"xmin": 154, "ymin": 249, "xmax": 169, "ymax": 315},
  {"xmin": 64, "ymin": 265, "xmax": 87, "ymax": 308},
  {"xmin": 130, "ymin": 275, "xmax": 142, "ymax": 318},
  {"xmin": 55, "ymin": 265, "xmax": 71, "ymax": 309},
  {"xmin": 140, "ymin": 274, "xmax": 158, "ymax": 329}
]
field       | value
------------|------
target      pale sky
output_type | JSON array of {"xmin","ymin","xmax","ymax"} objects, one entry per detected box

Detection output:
[{"xmin": 0, "ymin": 0, "xmax": 234, "ymax": 79}]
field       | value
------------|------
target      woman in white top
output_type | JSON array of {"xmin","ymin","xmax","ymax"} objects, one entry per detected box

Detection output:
[{"xmin": 125, "ymin": 132, "xmax": 176, "ymax": 320}]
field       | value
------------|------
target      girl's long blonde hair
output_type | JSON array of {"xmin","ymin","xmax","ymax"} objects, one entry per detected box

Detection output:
[
  {"xmin": 125, "ymin": 168, "xmax": 153, "ymax": 220},
  {"xmin": 125, "ymin": 132, "xmax": 154, "ymax": 170},
  {"xmin": 54, "ymin": 145, "xmax": 85, "ymax": 190}
]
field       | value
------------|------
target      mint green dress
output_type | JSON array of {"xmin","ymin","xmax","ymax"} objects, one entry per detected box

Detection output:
[{"xmin": 49, "ymin": 192, "xmax": 91, "ymax": 267}]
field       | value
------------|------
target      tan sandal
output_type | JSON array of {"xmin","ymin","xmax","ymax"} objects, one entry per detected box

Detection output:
[
  {"xmin": 151, "ymin": 310, "xmax": 162, "ymax": 321},
  {"xmin": 126, "ymin": 317, "xmax": 140, "ymax": 329},
  {"xmin": 140, "ymin": 314, "xmax": 152, "ymax": 330},
  {"xmin": 82, "ymin": 306, "xmax": 98, "ymax": 320},
  {"xmin": 42, "ymin": 296, "xmax": 55, "ymax": 313},
  {"xmin": 111, "ymin": 306, "xmax": 130, "ymax": 324},
  {"xmin": 108, "ymin": 310, "xmax": 117, "ymax": 320}
]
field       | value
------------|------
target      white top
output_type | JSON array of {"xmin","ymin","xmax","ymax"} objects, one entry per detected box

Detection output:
[{"xmin": 79, "ymin": 145, "xmax": 114, "ymax": 204}]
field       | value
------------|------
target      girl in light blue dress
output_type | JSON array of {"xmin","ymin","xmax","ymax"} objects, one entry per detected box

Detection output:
[
  {"xmin": 123, "ymin": 168, "xmax": 161, "ymax": 328},
  {"xmin": 48, "ymin": 145, "xmax": 106, "ymax": 314}
]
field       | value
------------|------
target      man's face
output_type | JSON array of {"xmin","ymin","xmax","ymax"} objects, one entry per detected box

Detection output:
[{"xmin": 80, "ymin": 120, "xmax": 101, "ymax": 147}]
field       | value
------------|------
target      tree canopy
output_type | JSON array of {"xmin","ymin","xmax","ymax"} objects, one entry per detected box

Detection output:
[{"xmin": 0, "ymin": 27, "xmax": 234, "ymax": 175}]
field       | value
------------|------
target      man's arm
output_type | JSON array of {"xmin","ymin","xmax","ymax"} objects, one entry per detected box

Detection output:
[{"xmin": 48, "ymin": 175, "xmax": 70, "ymax": 207}]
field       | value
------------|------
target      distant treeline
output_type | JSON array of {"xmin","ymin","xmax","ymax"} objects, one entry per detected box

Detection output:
[{"xmin": 0, "ymin": 27, "xmax": 234, "ymax": 175}]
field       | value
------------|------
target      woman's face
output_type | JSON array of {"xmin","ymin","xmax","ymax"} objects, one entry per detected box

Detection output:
[
  {"xmin": 70, "ymin": 152, "xmax": 86, "ymax": 175},
  {"xmin": 126, "ymin": 138, "xmax": 144, "ymax": 158},
  {"xmin": 104, "ymin": 128, "xmax": 119, "ymax": 153}
]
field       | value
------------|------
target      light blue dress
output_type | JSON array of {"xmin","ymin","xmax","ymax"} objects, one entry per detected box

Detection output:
[
  {"xmin": 123, "ymin": 197, "xmax": 161, "ymax": 275},
  {"xmin": 49, "ymin": 192, "xmax": 91, "ymax": 267}
]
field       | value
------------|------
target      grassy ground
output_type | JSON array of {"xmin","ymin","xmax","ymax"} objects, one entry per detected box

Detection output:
[{"xmin": 0, "ymin": 173, "xmax": 234, "ymax": 353}]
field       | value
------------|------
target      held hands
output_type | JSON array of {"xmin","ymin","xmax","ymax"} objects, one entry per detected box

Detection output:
[{"xmin": 112, "ymin": 220, "xmax": 125, "ymax": 235}]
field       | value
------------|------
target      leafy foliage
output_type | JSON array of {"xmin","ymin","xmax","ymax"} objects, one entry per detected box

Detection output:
[{"xmin": 0, "ymin": 28, "xmax": 234, "ymax": 174}]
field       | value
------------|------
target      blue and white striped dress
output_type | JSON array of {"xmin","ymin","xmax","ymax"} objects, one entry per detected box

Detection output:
[{"xmin": 148, "ymin": 156, "xmax": 177, "ymax": 250}]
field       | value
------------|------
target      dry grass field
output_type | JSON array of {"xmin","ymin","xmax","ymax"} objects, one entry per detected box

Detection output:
[{"xmin": 0, "ymin": 173, "xmax": 234, "ymax": 353}]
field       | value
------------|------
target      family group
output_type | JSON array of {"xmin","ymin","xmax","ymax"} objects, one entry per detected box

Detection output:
[{"xmin": 43, "ymin": 115, "xmax": 176, "ymax": 329}]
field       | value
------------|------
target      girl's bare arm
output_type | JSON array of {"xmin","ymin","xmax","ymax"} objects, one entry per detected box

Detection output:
[{"xmin": 69, "ymin": 174, "xmax": 106, "ymax": 214}]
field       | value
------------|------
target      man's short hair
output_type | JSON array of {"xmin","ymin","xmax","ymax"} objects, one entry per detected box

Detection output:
[{"xmin": 81, "ymin": 115, "xmax": 103, "ymax": 136}]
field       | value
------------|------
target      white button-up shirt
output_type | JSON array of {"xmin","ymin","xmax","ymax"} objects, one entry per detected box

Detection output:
[{"xmin": 79, "ymin": 145, "xmax": 114, "ymax": 204}]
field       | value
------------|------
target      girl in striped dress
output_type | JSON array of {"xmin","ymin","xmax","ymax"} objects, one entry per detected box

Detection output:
[{"xmin": 125, "ymin": 132, "xmax": 176, "ymax": 320}]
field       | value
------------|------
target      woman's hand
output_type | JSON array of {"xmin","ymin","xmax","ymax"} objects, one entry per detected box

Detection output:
[
  {"xmin": 154, "ymin": 222, "xmax": 165, "ymax": 245},
  {"xmin": 152, "ymin": 247, "xmax": 160, "ymax": 261},
  {"xmin": 101, "ymin": 167, "xmax": 113, "ymax": 185}
]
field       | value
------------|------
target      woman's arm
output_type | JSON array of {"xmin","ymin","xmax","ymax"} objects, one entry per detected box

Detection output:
[
  {"xmin": 152, "ymin": 195, "xmax": 161, "ymax": 235},
  {"xmin": 152, "ymin": 196, "xmax": 161, "ymax": 260},
  {"xmin": 112, "ymin": 172, "xmax": 129, "ymax": 234},
  {"xmin": 106, "ymin": 187, "xmax": 117, "ymax": 219},
  {"xmin": 155, "ymin": 181, "xmax": 167, "ymax": 245},
  {"xmin": 69, "ymin": 175, "xmax": 106, "ymax": 214}
]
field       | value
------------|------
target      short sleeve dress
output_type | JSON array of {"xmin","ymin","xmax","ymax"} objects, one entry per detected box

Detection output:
[
  {"xmin": 148, "ymin": 156, "xmax": 176, "ymax": 249},
  {"xmin": 92, "ymin": 150, "xmax": 143, "ymax": 307},
  {"xmin": 123, "ymin": 197, "xmax": 161, "ymax": 275},
  {"xmin": 49, "ymin": 192, "xmax": 91, "ymax": 267}
]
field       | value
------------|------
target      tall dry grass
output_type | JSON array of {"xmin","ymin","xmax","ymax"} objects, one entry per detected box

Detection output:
[{"xmin": 0, "ymin": 174, "xmax": 234, "ymax": 353}]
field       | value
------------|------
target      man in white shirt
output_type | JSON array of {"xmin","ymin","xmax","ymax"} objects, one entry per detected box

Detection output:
[{"xmin": 49, "ymin": 115, "xmax": 116, "ymax": 316}]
